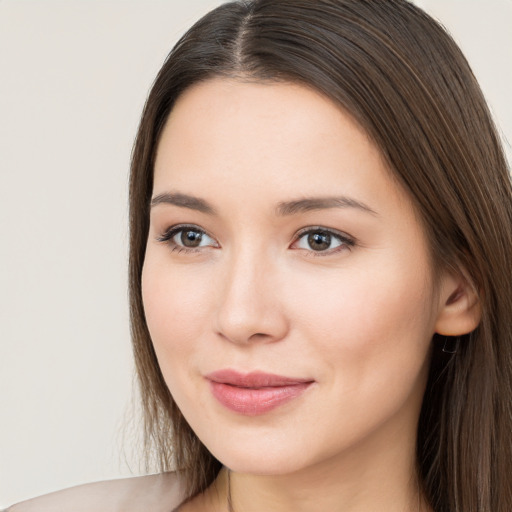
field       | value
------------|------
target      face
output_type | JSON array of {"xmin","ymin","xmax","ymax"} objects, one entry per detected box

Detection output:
[{"xmin": 142, "ymin": 79, "xmax": 446, "ymax": 476}]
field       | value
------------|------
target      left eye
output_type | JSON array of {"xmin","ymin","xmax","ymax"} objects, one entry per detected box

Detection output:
[
  {"xmin": 293, "ymin": 228, "xmax": 353, "ymax": 253},
  {"xmin": 158, "ymin": 226, "xmax": 217, "ymax": 249}
]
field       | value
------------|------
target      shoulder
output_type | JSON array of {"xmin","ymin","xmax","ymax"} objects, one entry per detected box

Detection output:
[{"xmin": 5, "ymin": 472, "xmax": 187, "ymax": 512}]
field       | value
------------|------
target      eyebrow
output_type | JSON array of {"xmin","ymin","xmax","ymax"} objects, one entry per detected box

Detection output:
[
  {"xmin": 150, "ymin": 192, "xmax": 217, "ymax": 215},
  {"xmin": 150, "ymin": 192, "xmax": 377, "ymax": 217},
  {"xmin": 276, "ymin": 196, "xmax": 378, "ymax": 216}
]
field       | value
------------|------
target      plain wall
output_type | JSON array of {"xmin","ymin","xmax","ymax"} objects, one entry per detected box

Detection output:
[{"xmin": 1, "ymin": 0, "xmax": 510, "ymax": 507}]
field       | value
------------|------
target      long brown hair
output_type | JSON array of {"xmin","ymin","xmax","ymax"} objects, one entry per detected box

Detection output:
[{"xmin": 129, "ymin": 1, "xmax": 512, "ymax": 510}]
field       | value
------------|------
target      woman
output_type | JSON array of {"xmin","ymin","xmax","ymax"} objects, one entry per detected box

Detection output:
[{"xmin": 7, "ymin": 0, "xmax": 511, "ymax": 511}]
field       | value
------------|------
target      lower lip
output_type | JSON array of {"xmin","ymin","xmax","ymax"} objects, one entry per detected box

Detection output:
[{"xmin": 209, "ymin": 381, "xmax": 312, "ymax": 416}]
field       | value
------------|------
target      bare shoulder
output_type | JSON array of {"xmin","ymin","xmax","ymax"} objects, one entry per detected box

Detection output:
[{"xmin": 6, "ymin": 472, "xmax": 186, "ymax": 512}]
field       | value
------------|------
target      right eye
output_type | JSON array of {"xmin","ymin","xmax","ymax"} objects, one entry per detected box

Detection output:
[{"xmin": 157, "ymin": 225, "xmax": 218, "ymax": 252}]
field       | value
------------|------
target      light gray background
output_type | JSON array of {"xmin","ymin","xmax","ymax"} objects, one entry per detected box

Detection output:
[{"xmin": 1, "ymin": 0, "xmax": 510, "ymax": 507}]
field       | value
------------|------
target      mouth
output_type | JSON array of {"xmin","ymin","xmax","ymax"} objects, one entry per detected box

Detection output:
[{"xmin": 205, "ymin": 369, "xmax": 315, "ymax": 416}]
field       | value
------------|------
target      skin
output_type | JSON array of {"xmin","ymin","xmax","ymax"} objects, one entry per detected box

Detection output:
[{"xmin": 142, "ymin": 79, "xmax": 476, "ymax": 512}]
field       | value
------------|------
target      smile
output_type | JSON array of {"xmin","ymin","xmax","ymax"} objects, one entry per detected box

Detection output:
[{"xmin": 206, "ymin": 370, "xmax": 314, "ymax": 416}]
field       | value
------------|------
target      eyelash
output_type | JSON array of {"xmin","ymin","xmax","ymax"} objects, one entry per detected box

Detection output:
[
  {"xmin": 293, "ymin": 226, "xmax": 355, "ymax": 257},
  {"xmin": 156, "ymin": 224, "xmax": 355, "ymax": 257},
  {"xmin": 156, "ymin": 224, "xmax": 216, "ymax": 255}
]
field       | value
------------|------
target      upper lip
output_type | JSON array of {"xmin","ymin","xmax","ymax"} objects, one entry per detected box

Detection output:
[{"xmin": 205, "ymin": 369, "xmax": 314, "ymax": 388}]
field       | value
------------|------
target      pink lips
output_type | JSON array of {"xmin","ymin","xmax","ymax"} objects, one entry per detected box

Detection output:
[{"xmin": 206, "ymin": 369, "xmax": 314, "ymax": 416}]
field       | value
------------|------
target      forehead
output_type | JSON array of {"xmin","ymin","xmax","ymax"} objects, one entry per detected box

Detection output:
[{"xmin": 153, "ymin": 78, "xmax": 411, "ymax": 217}]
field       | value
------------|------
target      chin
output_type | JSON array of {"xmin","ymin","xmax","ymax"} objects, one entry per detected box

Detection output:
[{"xmin": 196, "ymin": 422, "xmax": 318, "ymax": 476}]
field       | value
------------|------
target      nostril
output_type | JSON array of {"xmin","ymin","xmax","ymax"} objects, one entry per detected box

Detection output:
[{"xmin": 250, "ymin": 332, "xmax": 270, "ymax": 339}]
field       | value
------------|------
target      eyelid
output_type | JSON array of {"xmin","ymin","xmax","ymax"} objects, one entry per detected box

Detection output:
[
  {"xmin": 291, "ymin": 226, "xmax": 355, "ymax": 256},
  {"xmin": 156, "ymin": 223, "xmax": 355, "ymax": 256},
  {"xmin": 156, "ymin": 224, "xmax": 219, "ymax": 251}
]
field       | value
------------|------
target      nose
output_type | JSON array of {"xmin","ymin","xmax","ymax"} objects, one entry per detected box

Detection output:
[{"xmin": 214, "ymin": 248, "xmax": 289, "ymax": 346}]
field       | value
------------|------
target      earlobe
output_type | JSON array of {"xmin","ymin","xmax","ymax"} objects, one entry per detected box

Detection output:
[{"xmin": 434, "ymin": 274, "xmax": 481, "ymax": 336}]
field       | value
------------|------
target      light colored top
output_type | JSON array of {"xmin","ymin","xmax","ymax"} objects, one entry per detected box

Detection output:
[{"xmin": 5, "ymin": 473, "xmax": 186, "ymax": 512}]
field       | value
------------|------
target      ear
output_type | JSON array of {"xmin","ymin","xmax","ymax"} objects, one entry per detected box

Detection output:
[{"xmin": 434, "ymin": 271, "xmax": 481, "ymax": 336}]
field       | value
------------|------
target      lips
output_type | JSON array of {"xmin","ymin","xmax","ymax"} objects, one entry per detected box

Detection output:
[{"xmin": 206, "ymin": 370, "xmax": 314, "ymax": 416}]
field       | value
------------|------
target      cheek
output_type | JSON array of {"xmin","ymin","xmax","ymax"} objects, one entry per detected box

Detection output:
[
  {"xmin": 285, "ymin": 255, "xmax": 436, "ymax": 389},
  {"xmin": 141, "ymin": 256, "xmax": 214, "ymax": 376}
]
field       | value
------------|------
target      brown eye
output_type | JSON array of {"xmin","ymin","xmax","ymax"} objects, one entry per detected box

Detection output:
[
  {"xmin": 157, "ymin": 225, "xmax": 218, "ymax": 251},
  {"xmin": 180, "ymin": 229, "xmax": 203, "ymax": 247},
  {"xmin": 292, "ymin": 227, "xmax": 354, "ymax": 255},
  {"xmin": 307, "ymin": 231, "xmax": 332, "ymax": 251}
]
